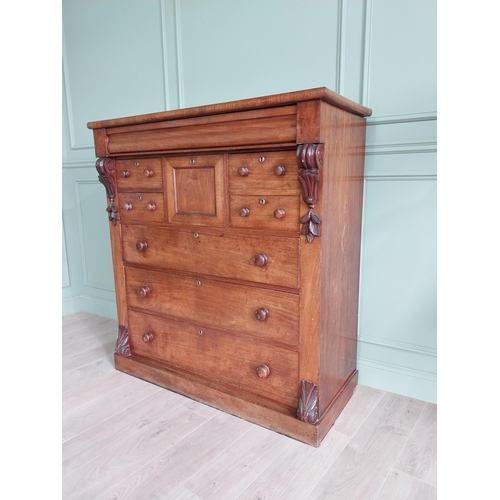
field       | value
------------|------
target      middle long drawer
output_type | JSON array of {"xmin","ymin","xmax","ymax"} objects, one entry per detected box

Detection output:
[
  {"xmin": 122, "ymin": 225, "xmax": 300, "ymax": 288},
  {"xmin": 125, "ymin": 267, "xmax": 299, "ymax": 346}
]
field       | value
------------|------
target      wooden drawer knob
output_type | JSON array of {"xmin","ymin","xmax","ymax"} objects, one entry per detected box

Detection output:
[
  {"xmin": 255, "ymin": 308, "xmax": 269, "ymax": 321},
  {"xmin": 142, "ymin": 332, "xmax": 154, "ymax": 342},
  {"xmin": 273, "ymin": 165, "xmax": 286, "ymax": 176},
  {"xmin": 239, "ymin": 207, "xmax": 250, "ymax": 217},
  {"xmin": 119, "ymin": 169, "xmax": 130, "ymax": 178},
  {"xmin": 147, "ymin": 203, "xmax": 156, "ymax": 211},
  {"xmin": 256, "ymin": 365, "xmax": 270, "ymax": 378},
  {"xmin": 253, "ymin": 253, "xmax": 268, "ymax": 267},
  {"xmin": 123, "ymin": 203, "xmax": 133, "ymax": 210},
  {"xmin": 135, "ymin": 241, "xmax": 148, "ymax": 251},
  {"xmin": 274, "ymin": 209, "xmax": 286, "ymax": 219},
  {"xmin": 238, "ymin": 166, "xmax": 249, "ymax": 177},
  {"xmin": 143, "ymin": 169, "xmax": 154, "ymax": 177},
  {"xmin": 138, "ymin": 285, "xmax": 151, "ymax": 297}
]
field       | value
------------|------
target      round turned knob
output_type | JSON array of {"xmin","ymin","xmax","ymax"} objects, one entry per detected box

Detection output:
[
  {"xmin": 142, "ymin": 332, "xmax": 154, "ymax": 343},
  {"xmin": 135, "ymin": 241, "xmax": 148, "ymax": 251},
  {"xmin": 256, "ymin": 365, "xmax": 270, "ymax": 378},
  {"xmin": 239, "ymin": 207, "xmax": 250, "ymax": 217},
  {"xmin": 255, "ymin": 308, "xmax": 269, "ymax": 321},
  {"xmin": 274, "ymin": 209, "xmax": 286, "ymax": 219},
  {"xmin": 138, "ymin": 285, "xmax": 151, "ymax": 297},
  {"xmin": 273, "ymin": 165, "xmax": 286, "ymax": 176},
  {"xmin": 238, "ymin": 166, "xmax": 249, "ymax": 177},
  {"xmin": 143, "ymin": 169, "xmax": 154, "ymax": 177},
  {"xmin": 123, "ymin": 203, "xmax": 133, "ymax": 210},
  {"xmin": 119, "ymin": 170, "xmax": 130, "ymax": 178},
  {"xmin": 253, "ymin": 253, "xmax": 268, "ymax": 267},
  {"xmin": 147, "ymin": 203, "xmax": 156, "ymax": 211}
]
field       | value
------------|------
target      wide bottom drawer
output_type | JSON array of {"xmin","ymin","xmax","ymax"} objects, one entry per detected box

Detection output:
[{"xmin": 127, "ymin": 310, "xmax": 300, "ymax": 408}]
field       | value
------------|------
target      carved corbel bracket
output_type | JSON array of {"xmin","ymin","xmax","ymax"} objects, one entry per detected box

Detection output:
[
  {"xmin": 96, "ymin": 157, "xmax": 119, "ymax": 225},
  {"xmin": 115, "ymin": 325, "xmax": 132, "ymax": 357},
  {"xmin": 297, "ymin": 380, "xmax": 319, "ymax": 424},
  {"xmin": 297, "ymin": 143, "xmax": 324, "ymax": 242}
]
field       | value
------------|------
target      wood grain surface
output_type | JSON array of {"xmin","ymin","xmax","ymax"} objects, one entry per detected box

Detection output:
[
  {"xmin": 87, "ymin": 86, "xmax": 372, "ymax": 130},
  {"xmin": 124, "ymin": 266, "xmax": 300, "ymax": 345},
  {"xmin": 62, "ymin": 313, "xmax": 437, "ymax": 500},
  {"xmin": 121, "ymin": 224, "xmax": 300, "ymax": 288}
]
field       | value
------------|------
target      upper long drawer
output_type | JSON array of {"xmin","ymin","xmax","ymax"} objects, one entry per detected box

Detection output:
[
  {"xmin": 105, "ymin": 106, "xmax": 297, "ymax": 155},
  {"xmin": 121, "ymin": 225, "xmax": 300, "ymax": 289}
]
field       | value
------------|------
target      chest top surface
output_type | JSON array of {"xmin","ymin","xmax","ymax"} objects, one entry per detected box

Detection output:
[{"xmin": 87, "ymin": 86, "xmax": 372, "ymax": 131}]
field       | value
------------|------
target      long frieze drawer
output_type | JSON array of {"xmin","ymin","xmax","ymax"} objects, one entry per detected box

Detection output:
[
  {"xmin": 106, "ymin": 107, "xmax": 297, "ymax": 154},
  {"xmin": 116, "ymin": 158, "xmax": 162, "ymax": 190},
  {"xmin": 118, "ymin": 193, "xmax": 165, "ymax": 224},
  {"xmin": 125, "ymin": 267, "xmax": 299, "ymax": 345},
  {"xmin": 127, "ymin": 310, "xmax": 300, "ymax": 408},
  {"xmin": 229, "ymin": 151, "xmax": 300, "ymax": 192},
  {"xmin": 229, "ymin": 194, "xmax": 300, "ymax": 232},
  {"xmin": 122, "ymin": 225, "xmax": 300, "ymax": 288}
]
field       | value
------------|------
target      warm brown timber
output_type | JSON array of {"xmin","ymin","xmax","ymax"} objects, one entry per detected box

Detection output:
[
  {"xmin": 228, "ymin": 150, "xmax": 300, "ymax": 192},
  {"xmin": 229, "ymin": 194, "xmax": 300, "ymax": 232},
  {"xmin": 114, "ymin": 354, "xmax": 319, "ymax": 444},
  {"xmin": 89, "ymin": 87, "xmax": 371, "ymax": 446},
  {"xmin": 124, "ymin": 267, "xmax": 300, "ymax": 345},
  {"xmin": 127, "ymin": 311, "xmax": 300, "ymax": 408},
  {"xmin": 121, "ymin": 225, "xmax": 300, "ymax": 289},
  {"xmin": 318, "ymin": 102, "xmax": 366, "ymax": 414},
  {"xmin": 164, "ymin": 154, "xmax": 226, "ymax": 227},
  {"xmin": 63, "ymin": 313, "xmax": 436, "ymax": 499},
  {"xmin": 116, "ymin": 157, "xmax": 163, "ymax": 191},
  {"xmin": 87, "ymin": 87, "xmax": 371, "ymax": 129},
  {"xmin": 118, "ymin": 192, "xmax": 166, "ymax": 224},
  {"xmin": 106, "ymin": 111, "xmax": 297, "ymax": 155}
]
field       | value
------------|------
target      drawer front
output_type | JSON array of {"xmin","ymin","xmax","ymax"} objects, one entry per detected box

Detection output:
[
  {"xmin": 119, "ymin": 193, "xmax": 165, "ymax": 224},
  {"xmin": 125, "ymin": 267, "xmax": 299, "ymax": 345},
  {"xmin": 229, "ymin": 151, "xmax": 300, "ymax": 192},
  {"xmin": 127, "ymin": 310, "xmax": 300, "ymax": 408},
  {"xmin": 165, "ymin": 154, "xmax": 226, "ymax": 227},
  {"xmin": 122, "ymin": 225, "xmax": 300, "ymax": 288},
  {"xmin": 106, "ymin": 106, "xmax": 297, "ymax": 155},
  {"xmin": 116, "ymin": 158, "xmax": 162, "ymax": 190},
  {"xmin": 229, "ymin": 194, "xmax": 300, "ymax": 232}
]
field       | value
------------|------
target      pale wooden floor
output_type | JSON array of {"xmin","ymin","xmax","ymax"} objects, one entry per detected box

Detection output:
[{"xmin": 62, "ymin": 312, "xmax": 437, "ymax": 500}]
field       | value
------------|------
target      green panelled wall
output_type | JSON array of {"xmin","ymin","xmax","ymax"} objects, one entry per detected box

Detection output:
[{"xmin": 62, "ymin": 0, "xmax": 437, "ymax": 402}]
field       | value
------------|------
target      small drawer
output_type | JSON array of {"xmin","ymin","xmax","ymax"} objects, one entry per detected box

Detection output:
[
  {"xmin": 116, "ymin": 158, "xmax": 162, "ymax": 190},
  {"xmin": 125, "ymin": 267, "xmax": 299, "ymax": 345},
  {"xmin": 127, "ymin": 310, "xmax": 300, "ymax": 408},
  {"xmin": 122, "ymin": 225, "xmax": 300, "ymax": 288},
  {"xmin": 229, "ymin": 151, "xmax": 299, "ymax": 193},
  {"xmin": 118, "ymin": 193, "xmax": 165, "ymax": 224},
  {"xmin": 230, "ymin": 194, "xmax": 300, "ymax": 232}
]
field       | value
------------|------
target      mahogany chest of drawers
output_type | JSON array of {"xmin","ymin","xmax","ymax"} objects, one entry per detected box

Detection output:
[{"xmin": 88, "ymin": 87, "xmax": 372, "ymax": 446}]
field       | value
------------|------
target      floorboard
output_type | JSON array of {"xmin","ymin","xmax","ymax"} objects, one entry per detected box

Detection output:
[{"xmin": 62, "ymin": 313, "xmax": 437, "ymax": 500}]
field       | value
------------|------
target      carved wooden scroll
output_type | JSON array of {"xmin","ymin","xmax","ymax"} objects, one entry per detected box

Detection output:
[
  {"xmin": 297, "ymin": 380, "xmax": 319, "ymax": 424},
  {"xmin": 96, "ymin": 157, "xmax": 119, "ymax": 225},
  {"xmin": 297, "ymin": 143, "xmax": 324, "ymax": 242},
  {"xmin": 115, "ymin": 325, "xmax": 132, "ymax": 357}
]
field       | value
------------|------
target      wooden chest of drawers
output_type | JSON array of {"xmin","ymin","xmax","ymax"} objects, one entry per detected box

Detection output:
[{"xmin": 88, "ymin": 87, "xmax": 372, "ymax": 446}]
